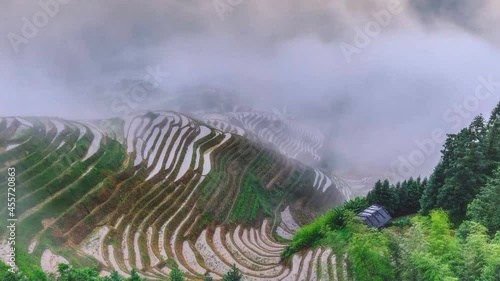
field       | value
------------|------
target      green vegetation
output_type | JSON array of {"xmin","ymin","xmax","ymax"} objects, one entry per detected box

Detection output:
[
  {"xmin": 0, "ymin": 114, "xmax": 338, "ymax": 280},
  {"xmin": 347, "ymin": 223, "xmax": 394, "ymax": 281},
  {"xmin": 366, "ymin": 177, "xmax": 426, "ymax": 218},
  {"xmin": 229, "ymin": 170, "xmax": 284, "ymax": 224},
  {"xmin": 168, "ymin": 263, "xmax": 184, "ymax": 281},
  {"xmin": 467, "ymin": 167, "xmax": 500, "ymax": 235},
  {"xmin": 283, "ymin": 200, "xmax": 395, "ymax": 280},
  {"xmin": 281, "ymin": 197, "xmax": 369, "ymax": 258},
  {"xmin": 284, "ymin": 205, "xmax": 500, "ymax": 281},
  {"xmin": 0, "ymin": 262, "xmax": 247, "ymax": 281},
  {"xmin": 284, "ymin": 102, "xmax": 500, "ymax": 280},
  {"xmin": 0, "ymin": 263, "xmax": 144, "ymax": 281},
  {"xmin": 392, "ymin": 211, "xmax": 500, "ymax": 281},
  {"xmin": 420, "ymin": 105, "xmax": 500, "ymax": 224},
  {"xmin": 221, "ymin": 264, "xmax": 243, "ymax": 281},
  {"xmin": 3, "ymin": 104, "xmax": 500, "ymax": 280},
  {"xmin": 7, "ymin": 250, "xmax": 48, "ymax": 281}
]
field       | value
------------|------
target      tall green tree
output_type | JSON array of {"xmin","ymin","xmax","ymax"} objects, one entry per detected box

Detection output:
[
  {"xmin": 366, "ymin": 179, "xmax": 398, "ymax": 215},
  {"xmin": 436, "ymin": 116, "xmax": 490, "ymax": 223},
  {"xmin": 420, "ymin": 161, "xmax": 447, "ymax": 215},
  {"xmin": 467, "ymin": 168, "xmax": 500, "ymax": 234},
  {"xmin": 406, "ymin": 178, "xmax": 422, "ymax": 214},
  {"xmin": 485, "ymin": 102, "xmax": 500, "ymax": 168},
  {"xmin": 394, "ymin": 177, "xmax": 425, "ymax": 216},
  {"xmin": 394, "ymin": 181, "xmax": 407, "ymax": 215}
]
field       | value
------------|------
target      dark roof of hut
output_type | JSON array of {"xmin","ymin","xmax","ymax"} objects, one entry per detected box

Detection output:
[{"xmin": 357, "ymin": 205, "xmax": 392, "ymax": 228}]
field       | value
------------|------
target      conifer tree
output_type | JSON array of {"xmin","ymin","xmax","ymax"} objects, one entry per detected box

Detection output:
[
  {"xmin": 420, "ymin": 131, "xmax": 457, "ymax": 216},
  {"xmin": 367, "ymin": 179, "xmax": 398, "ymax": 215},
  {"xmin": 222, "ymin": 264, "xmax": 243, "ymax": 281},
  {"xmin": 437, "ymin": 116, "xmax": 489, "ymax": 223}
]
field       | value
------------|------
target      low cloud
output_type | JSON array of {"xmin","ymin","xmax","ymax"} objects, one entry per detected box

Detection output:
[{"xmin": 0, "ymin": 0, "xmax": 499, "ymax": 180}]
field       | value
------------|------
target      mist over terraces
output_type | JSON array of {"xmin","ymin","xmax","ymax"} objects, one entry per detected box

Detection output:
[{"xmin": 0, "ymin": 112, "xmax": 353, "ymax": 280}]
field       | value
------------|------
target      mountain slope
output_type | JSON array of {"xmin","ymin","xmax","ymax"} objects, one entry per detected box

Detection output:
[{"xmin": 0, "ymin": 112, "xmax": 349, "ymax": 280}]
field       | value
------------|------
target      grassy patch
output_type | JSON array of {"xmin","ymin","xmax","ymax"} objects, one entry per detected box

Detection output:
[{"xmin": 281, "ymin": 197, "xmax": 369, "ymax": 259}]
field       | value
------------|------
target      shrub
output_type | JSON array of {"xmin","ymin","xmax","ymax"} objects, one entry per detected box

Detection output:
[
  {"xmin": 222, "ymin": 264, "xmax": 243, "ymax": 281},
  {"xmin": 169, "ymin": 264, "xmax": 184, "ymax": 281},
  {"xmin": 348, "ymin": 230, "xmax": 395, "ymax": 281},
  {"xmin": 282, "ymin": 205, "xmax": 359, "ymax": 258},
  {"xmin": 389, "ymin": 217, "xmax": 413, "ymax": 229},
  {"xmin": 203, "ymin": 274, "xmax": 214, "ymax": 281}
]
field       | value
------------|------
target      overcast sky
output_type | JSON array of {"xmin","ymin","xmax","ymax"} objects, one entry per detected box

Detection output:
[{"xmin": 1, "ymin": 0, "xmax": 499, "ymax": 181}]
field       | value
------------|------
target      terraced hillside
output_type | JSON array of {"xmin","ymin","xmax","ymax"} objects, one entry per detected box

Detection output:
[
  {"xmin": 196, "ymin": 112, "xmax": 325, "ymax": 165},
  {"xmin": 0, "ymin": 112, "xmax": 350, "ymax": 280}
]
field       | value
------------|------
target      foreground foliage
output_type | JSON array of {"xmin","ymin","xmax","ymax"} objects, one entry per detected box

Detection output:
[
  {"xmin": 286, "ymin": 206, "xmax": 500, "ymax": 281},
  {"xmin": 281, "ymin": 197, "xmax": 369, "ymax": 258},
  {"xmin": 1, "ymin": 264, "xmax": 144, "ymax": 281},
  {"xmin": 283, "ymin": 102, "xmax": 500, "ymax": 280},
  {"xmin": 0, "ymin": 262, "xmax": 246, "ymax": 281}
]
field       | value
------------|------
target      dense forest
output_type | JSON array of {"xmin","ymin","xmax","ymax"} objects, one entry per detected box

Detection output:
[{"xmin": 3, "ymin": 103, "xmax": 500, "ymax": 280}]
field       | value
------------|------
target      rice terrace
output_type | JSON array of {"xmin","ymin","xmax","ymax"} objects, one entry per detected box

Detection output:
[
  {"xmin": 2, "ymin": 0, "xmax": 500, "ymax": 280},
  {"xmin": 0, "ymin": 112, "xmax": 352, "ymax": 280}
]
